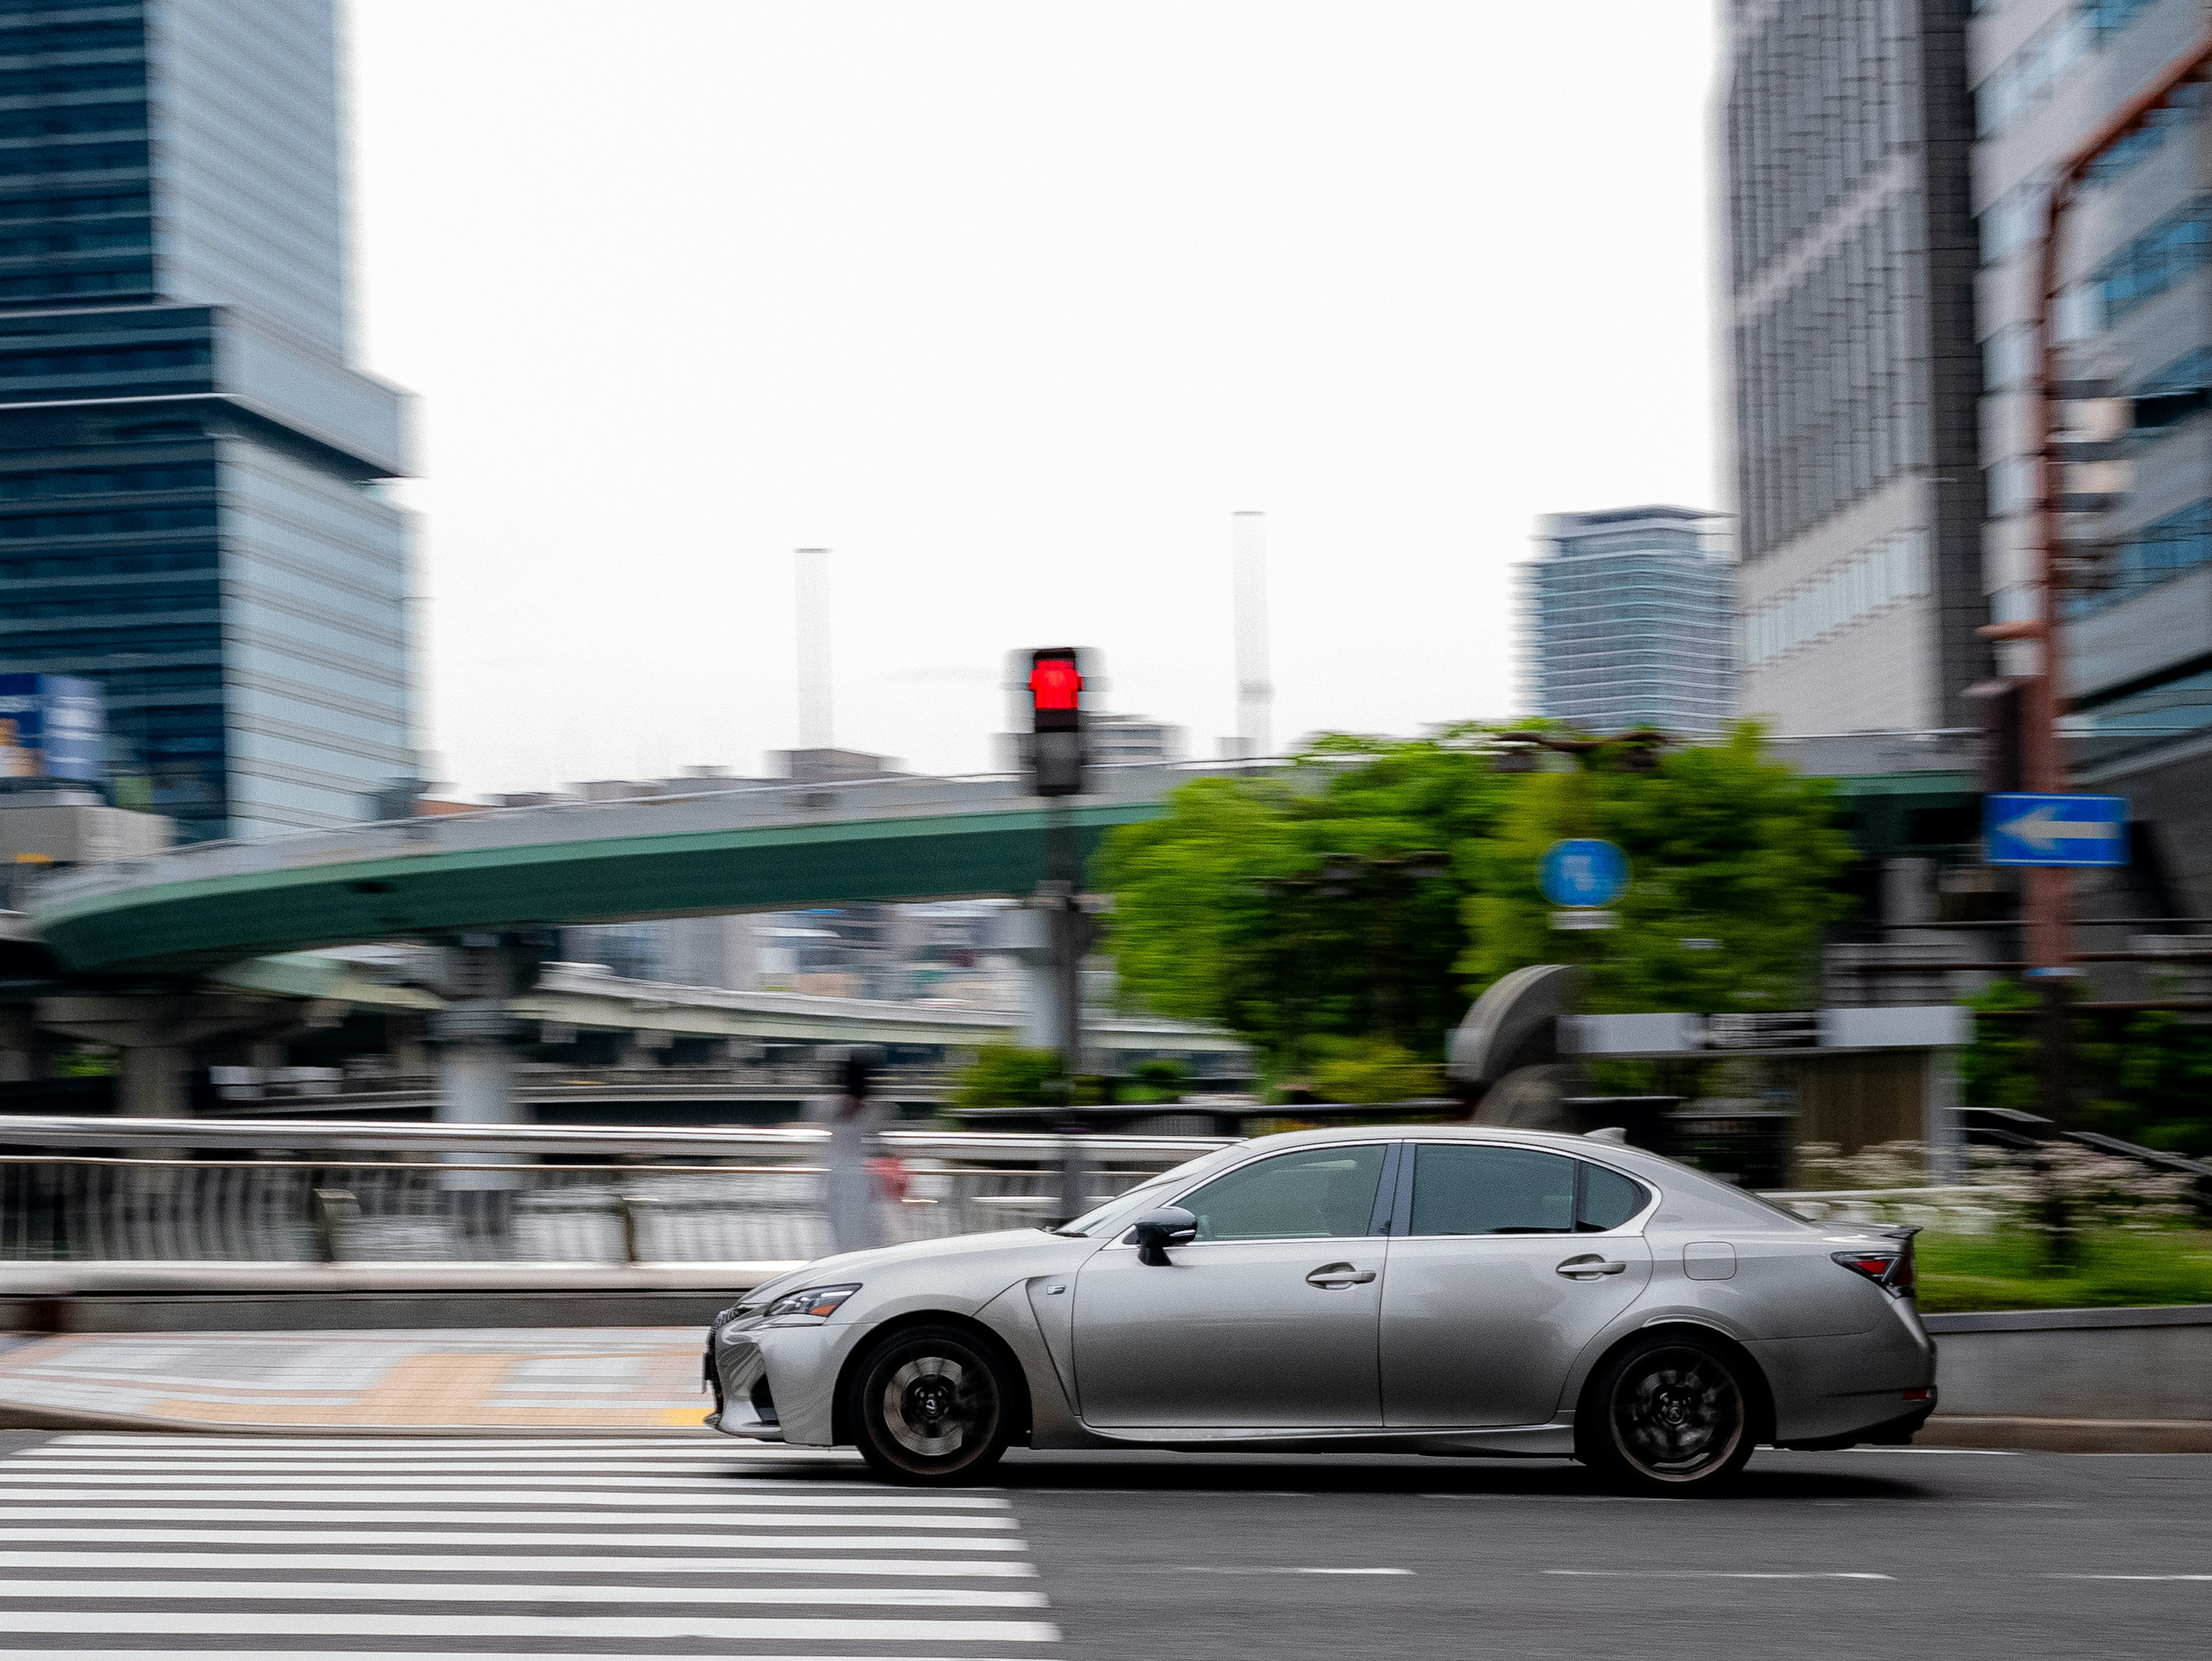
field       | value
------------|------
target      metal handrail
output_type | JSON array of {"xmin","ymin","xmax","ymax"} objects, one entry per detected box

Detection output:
[
  {"xmin": 0, "ymin": 1116, "xmax": 1236, "ymax": 1161},
  {"xmin": 0, "ymin": 1120, "xmax": 1222, "ymax": 1266}
]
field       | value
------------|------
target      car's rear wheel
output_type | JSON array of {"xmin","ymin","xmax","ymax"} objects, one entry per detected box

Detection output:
[
  {"xmin": 1581, "ymin": 1334, "xmax": 1756, "ymax": 1496},
  {"xmin": 849, "ymin": 1325, "xmax": 1012, "ymax": 1486}
]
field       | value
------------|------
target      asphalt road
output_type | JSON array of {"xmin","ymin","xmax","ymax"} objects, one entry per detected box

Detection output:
[
  {"xmin": 0, "ymin": 1431, "xmax": 2202, "ymax": 1661},
  {"xmin": 1000, "ymin": 1444, "xmax": 2212, "ymax": 1661}
]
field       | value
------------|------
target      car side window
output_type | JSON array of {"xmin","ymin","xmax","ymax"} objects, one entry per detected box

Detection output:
[
  {"xmin": 1577, "ymin": 1162, "xmax": 1650, "ymax": 1232},
  {"xmin": 1408, "ymin": 1144, "xmax": 1576, "ymax": 1235},
  {"xmin": 1175, "ymin": 1145, "xmax": 1388, "ymax": 1242}
]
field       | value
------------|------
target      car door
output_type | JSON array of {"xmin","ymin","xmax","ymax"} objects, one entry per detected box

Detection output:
[
  {"xmin": 1071, "ymin": 1142, "xmax": 1394, "ymax": 1429},
  {"xmin": 1380, "ymin": 1143, "xmax": 1653, "ymax": 1427}
]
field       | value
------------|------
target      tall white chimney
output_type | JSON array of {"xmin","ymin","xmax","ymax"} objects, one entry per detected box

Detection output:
[
  {"xmin": 1233, "ymin": 511, "xmax": 1272, "ymax": 759},
  {"xmin": 795, "ymin": 547, "xmax": 832, "ymax": 752}
]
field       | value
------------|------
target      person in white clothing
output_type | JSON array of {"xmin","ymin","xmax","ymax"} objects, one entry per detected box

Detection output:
[{"xmin": 811, "ymin": 1046, "xmax": 893, "ymax": 1253}]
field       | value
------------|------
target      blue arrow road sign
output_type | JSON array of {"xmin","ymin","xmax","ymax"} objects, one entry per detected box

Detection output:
[
  {"xmin": 1540, "ymin": 838, "xmax": 1630, "ymax": 907},
  {"xmin": 1984, "ymin": 792, "xmax": 2130, "ymax": 867}
]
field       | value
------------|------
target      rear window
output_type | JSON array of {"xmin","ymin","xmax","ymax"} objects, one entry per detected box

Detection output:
[
  {"xmin": 1578, "ymin": 1162, "xmax": 1650, "ymax": 1230},
  {"xmin": 1407, "ymin": 1144, "xmax": 1650, "ymax": 1235}
]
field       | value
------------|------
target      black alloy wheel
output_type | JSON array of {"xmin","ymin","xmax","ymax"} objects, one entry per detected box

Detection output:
[
  {"xmin": 1582, "ymin": 1334, "xmax": 1756, "ymax": 1495},
  {"xmin": 849, "ymin": 1325, "xmax": 1012, "ymax": 1485}
]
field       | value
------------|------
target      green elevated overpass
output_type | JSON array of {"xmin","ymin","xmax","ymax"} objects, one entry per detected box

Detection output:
[
  {"xmin": 25, "ymin": 761, "xmax": 1978, "ymax": 980},
  {"xmin": 31, "ymin": 774, "xmax": 1178, "ymax": 977}
]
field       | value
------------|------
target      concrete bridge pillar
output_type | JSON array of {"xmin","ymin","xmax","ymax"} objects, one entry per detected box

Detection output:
[
  {"xmin": 119, "ymin": 1044, "xmax": 190, "ymax": 1117},
  {"xmin": 426, "ymin": 934, "xmax": 551, "ymax": 1128},
  {"xmin": 0, "ymin": 1010, "xmax": 49, "ymax": 1083},
  {"xmin": 433, "ymin": 1006, "xmax": 522, "ymax": 1127},
  {"xmin": 988, "ymin": 907, "xmax": 1060, "ymax": 1052},
  {"xmin": 34, "ymin": 994, "xmax": 343, "ymax": 1117}
]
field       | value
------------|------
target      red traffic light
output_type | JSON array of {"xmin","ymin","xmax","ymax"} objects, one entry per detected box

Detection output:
[{"xmin": 1028, "ymin": 649, "xmax": 1083, "ymax": 731}]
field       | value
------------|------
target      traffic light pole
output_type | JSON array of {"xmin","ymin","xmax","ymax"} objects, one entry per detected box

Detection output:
[
  {"xmin": 1983, "ymin": 29, "xmax": 2212, "ymax": 1146},
  {"xmin": 1020, "ymin": 646, "xmax": 1093, "ymax": 1223},
  {"xmin": 1041, "ymin": 801, "xmax": 1089, "ymax": 1222}
]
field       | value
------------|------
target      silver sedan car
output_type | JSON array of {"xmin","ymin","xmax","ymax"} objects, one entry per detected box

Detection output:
[{"xmin": 705, "ymin": 1125, "xmax": 1936, "ymax": 1493}]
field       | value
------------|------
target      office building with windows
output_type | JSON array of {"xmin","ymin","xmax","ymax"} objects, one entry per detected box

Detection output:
[
  {"xmin": 1971, "ymin": 0, "xmax": 2212, "ymax": 900},
  {"xmin": 0, "ymin": 0, "xmax": 408, "ymax": 841},
  {"xmin": 1517, "ymin": 506, "xmax": 1736, "ymax": 736},
  {"xmin": 1722, "ymin": 1, "xmax": 1988, "ymax": 735}
]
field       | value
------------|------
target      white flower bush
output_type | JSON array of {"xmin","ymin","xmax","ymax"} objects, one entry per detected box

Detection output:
[{"xmin": 1785, "ymin": 1139, "xmax": 2195, "ymax": 1234}]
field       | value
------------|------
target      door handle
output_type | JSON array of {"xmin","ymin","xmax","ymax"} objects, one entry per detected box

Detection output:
[
  {"xmin": 1306, "ymin": 1262, "xmax": 1377, "ymax": 1288},
  {"xmin": 1556, "ymin": 1255, "xmax": 1627, "ymax": 1279}
]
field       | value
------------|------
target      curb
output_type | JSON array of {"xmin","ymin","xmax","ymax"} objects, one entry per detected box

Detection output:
[
  {"xmin": 0, "ymin": 1398, "xmax": 721, "ymax": 1436},
  {"xmin": 1915, "ymin": 1414, "xmax": 2212, "ymax": 1454},
  {"xmin": 4, "ymin": 1401, "xmax": 2208, "ymax": 1451}
]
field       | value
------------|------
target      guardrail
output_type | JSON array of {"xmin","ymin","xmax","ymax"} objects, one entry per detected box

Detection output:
[{"xmin": 0, "ymin": 1117, "xmax": 1226, "ymax": 1268}]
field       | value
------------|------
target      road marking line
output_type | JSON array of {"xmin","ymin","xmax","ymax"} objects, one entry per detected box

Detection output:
[
  {"xmin": 0, "ymin": 1528, "xmax": 1025, "ymax": 1550},
  {"xmin": 0, "ymin": 1654, "xmax": 1052, "ymax": 1661},
  {"xmin": 0, "ymin": 1580, "xmax": 1048, "ymax": 1608},
  {"xmin": 46, "ymin": 1438, "xmax": 743, "ymax": 1450},
  {"xmin": 0, "ymin": 1473, "xmax": 910, "ymax": 1492},
  {"xmin": 0, "ymin": 1506, "xmax": 1016, "ymax": 1529},
  {"xmin": 1421, "ymin": 1493, "xmax": 1677, "ymax": 1504},
  {"xmin": 1175, "ymin": 1567, "xmax": 1413, "ymax": 1576},
  {"xmin": 0, "ymin": 1550, "xmax": 1036, "ymax": 1577},
  {"xmin": 13, "ymin": 1462, "xmax": 869, "ymax": 1478},
  {"xmin": 19, "ymin": 1451, "xmax": 823, "ymax": 1459},
  {"xmin": 0, "ymin": 1487, "xmax": 1009, "ymax": 1508},
  {"xmin": 1546, "ymin": 1571, "xmax": 1893, "ymax": 1581},
  {"xmin": 0, "ymin": 1613, "xmax": 1063, "ymax": 1642}
]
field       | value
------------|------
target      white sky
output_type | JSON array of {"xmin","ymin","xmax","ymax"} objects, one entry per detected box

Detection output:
[{"xmin": 346, "ymin": 1, "xmax": 1720, "ymax": 796}]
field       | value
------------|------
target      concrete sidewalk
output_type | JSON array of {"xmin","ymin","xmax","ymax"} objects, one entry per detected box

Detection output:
[
  {"xmin": 5, "ymin": 1325, "xmax": 2210, "ymax": 1450},
  {"xmin": 0, "ymin": 1328, "xmax": 714, "ymax": 1433}
]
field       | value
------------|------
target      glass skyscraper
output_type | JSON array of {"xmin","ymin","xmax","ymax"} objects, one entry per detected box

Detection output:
[
  {"xmin": 0, "ymin": 0, "xmax": 408, "ymax": 841},
  {"xmin": 1721, "ymin": 1, "xmax": 1988, "ymax": 738},
  {"xmin": 1518, "ymin": 507, "xmax": 1736, "ymax": 736}
]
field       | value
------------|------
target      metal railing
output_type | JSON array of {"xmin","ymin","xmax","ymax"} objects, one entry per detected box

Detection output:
[{"xmin": 0, "ymin": 1117, "xmax": 1228, "ymax": 1267}]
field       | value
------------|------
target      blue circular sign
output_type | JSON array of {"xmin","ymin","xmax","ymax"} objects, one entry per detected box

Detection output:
[{"xmin": 1540, "ymin": 839, "xmax": 1629, "ymax": 908}]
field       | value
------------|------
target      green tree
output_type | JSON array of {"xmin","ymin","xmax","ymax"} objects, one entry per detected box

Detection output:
[
  {"xmin": 1964, "ymin": 981, "xmax": 2212, "ymax": 1156},
  {"xmin": 1462, "ymin": 726, "xmax": 1855, "ymax": 1014},
  {"xmin": 1100, "ymin": 727, "xmax": 1513, "ymax": 1079},
  {"xmin": 952, "ymin": 1045, "xmax": 1065, "ymax": 1110},
  {"xmin": 1101, "ymin": 722, "xmax": 1854, "ymax": 1079}
]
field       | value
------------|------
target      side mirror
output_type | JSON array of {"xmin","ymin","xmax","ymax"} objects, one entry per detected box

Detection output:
[{"xmin": 1129, "ymin": 1206, "xmax": 1198, "ymax": 1266}]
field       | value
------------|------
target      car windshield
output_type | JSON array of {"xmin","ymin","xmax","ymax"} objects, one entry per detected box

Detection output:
[{"xmin": 1047, "ymin": 1152, "xmax": 1221, "ymax": 1235}]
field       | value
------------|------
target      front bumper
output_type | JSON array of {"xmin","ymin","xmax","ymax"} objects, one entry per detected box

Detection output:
[{"xmin": 705, "ymin": 1329, "xmax": 783, "ymax": 1440}]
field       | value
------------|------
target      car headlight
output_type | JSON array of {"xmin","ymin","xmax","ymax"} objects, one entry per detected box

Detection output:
[{"xmin": 763, "ymin": 1283, "xmax": 862, "ymax": 1322}]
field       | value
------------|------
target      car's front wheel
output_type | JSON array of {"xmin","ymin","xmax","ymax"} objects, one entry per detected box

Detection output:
[
  {"xmin": 1580, "ymin": 1334, "xmax": 1758, "ymax": 1496},
  {"xmin": 848, "ymin": 1325, "xmax": 1013, "ymax": 1485}
]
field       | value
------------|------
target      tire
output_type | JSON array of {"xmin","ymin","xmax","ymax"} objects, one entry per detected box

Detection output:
[
  {"xmin": 847, "ymin": 1325, "xmax": 1012, "ymax": 1485},
  {"xmin": 1579, "ymin": 1334, "xmax": 1758, "ymax": 1496}
]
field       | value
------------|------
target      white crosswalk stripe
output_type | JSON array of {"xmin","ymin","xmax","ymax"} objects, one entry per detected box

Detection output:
[{"xmin": 0, "ymin": 1433, "xmax": 1061, "ymax": 1658}]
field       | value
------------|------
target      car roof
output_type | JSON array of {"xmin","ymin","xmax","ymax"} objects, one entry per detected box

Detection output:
[
  {"xmin": 1233, "ymin": 1122, "xmax": 1624, "ymax": 1156},
  {"xmin": 1206, "ymin": 1122, "xmax": 1808, "ymax": 1225},
  {"xmin": 1213, "ymin": 1121, "xmax": 1709, "ymax": 1192}
]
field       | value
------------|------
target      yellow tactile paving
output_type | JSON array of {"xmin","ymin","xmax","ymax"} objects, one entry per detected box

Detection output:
[{"xmin": 0, "ymin": 1328, "xmax": 718, "ymax": 1430}]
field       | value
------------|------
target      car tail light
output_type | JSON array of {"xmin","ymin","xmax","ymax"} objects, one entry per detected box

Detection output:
[{"xmin": 1833, "ymin": 1250, "xmax": 1906, "ymax": 1294}]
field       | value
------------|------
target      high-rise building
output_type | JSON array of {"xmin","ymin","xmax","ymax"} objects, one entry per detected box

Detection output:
[
  {"xmin": 1970, "ymin": 1, "xmax": 2212, "ymax": 900},
  {"xmin": 0, "ymin": 0, "xmax": 409, "ymax": 841},
  {"xmin": 1722, "ymin": 1, "xmax": 1988, "ymax": 735},
  {"xmin": 1518, "ymin": 506, "xmax": 1736, "ymax": 735}
]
